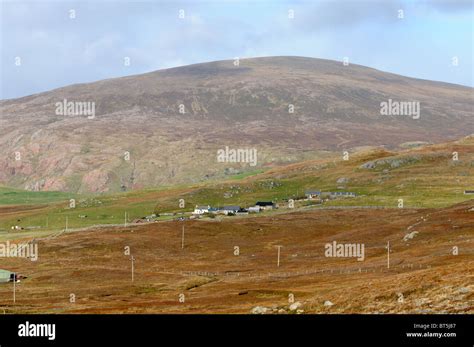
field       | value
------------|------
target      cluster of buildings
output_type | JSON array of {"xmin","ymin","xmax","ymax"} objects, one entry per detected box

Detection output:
[
  {"xmin": 193, "ymin": 201, "xmax": 276, "ymax": 216},
  {"xmin": 304, "ymin": 190, "xmax": 356, "ymax": 199},
  {"xmin": 132, "ymin": 188, "xmax": 359, "ymax": 223},
  {"xmin": 191, "ymin": 190, "xmax": 357, "ymax": 217}
]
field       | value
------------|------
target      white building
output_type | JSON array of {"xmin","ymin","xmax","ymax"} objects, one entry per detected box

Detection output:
[
  {"xmin": 248, "ymin": 206, "xmax": 261, "ymax": 213},
  {"xmin": 193, "ymin": 205, "xmax": 210, "ymax": 215},
  {"xmin": 222, "ymin": 206, "xmax": 240, "ymax": 215}
]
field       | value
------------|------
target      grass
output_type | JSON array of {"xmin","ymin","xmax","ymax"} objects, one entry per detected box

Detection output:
[
  {"xmin": 0, "ymin": 202, "xmax": 471, "ymax": 313},
  {"xmin": 229, "ymin": 169, "xmax": 265, "ymax": 180},
  {"xmin": 0, "ymin": 187, "xmax": 78, "ymax": 205}
]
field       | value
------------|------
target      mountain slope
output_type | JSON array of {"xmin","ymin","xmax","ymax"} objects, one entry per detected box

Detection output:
[{"xmin": 1, "ymin": 56, "xmax": 473, "ymax": 192}]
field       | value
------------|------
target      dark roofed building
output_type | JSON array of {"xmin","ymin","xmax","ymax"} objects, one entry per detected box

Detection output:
[
  {"xmin": 222, "ymin": 206, "xmax": 241, "ymax": 215},
  {"xmin": 255, "ymin": 201, "xmax": 276, "ymax": 210}
]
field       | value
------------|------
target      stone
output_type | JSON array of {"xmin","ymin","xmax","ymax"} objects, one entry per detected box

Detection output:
[
  {"xmin": 251, "ymin": 306, "xmax": 268, "ymax": 314},
  {"xmin": 289, "ymin": 302, "xmax": 303, "ymax": 311},
  {"xmin": 403, "ymin": 231, "xmax": 419, "ymax": 241},
  {"xmin": 336, "ymin": 177, "xmax": 349, "ymax": 184}
]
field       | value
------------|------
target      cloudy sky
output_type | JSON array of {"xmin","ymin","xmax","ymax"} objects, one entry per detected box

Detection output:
[{"xmin": 1, "ymin": 0, "xmax": 472, "ymax": 99}]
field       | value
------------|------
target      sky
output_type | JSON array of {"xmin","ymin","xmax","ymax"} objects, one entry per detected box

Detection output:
[{"xmin": 1, "ymin": 0, "xmax": 473, "ymax": 99}]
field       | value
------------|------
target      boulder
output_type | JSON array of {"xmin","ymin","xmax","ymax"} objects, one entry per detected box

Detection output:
[
  {"xmin": 403, "ymin": 231, "xmax": 419, "ymax": 241},
  {"xmin": 289, "ymin": 302, "xmax": 303, "ymax": 311},
  {"xmin": 251, "ymin": 306, "xmax": 268, "ymax": 314},
  {"xmin": 336, "ymin": 177, "xmax": 349, "ymax": 184}
]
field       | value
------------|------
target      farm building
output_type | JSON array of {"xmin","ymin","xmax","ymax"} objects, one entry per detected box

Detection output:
[
  {"xmin": 248, "ymin": 206, "xmax": 261, "ymax": 213},
  {"xmin": 222, "ymin": 206, "xmax": 241, "ymax": 215},
  {"xmin": 464, "ymin": 190, "xmax": 474, "ymax": 195},
  {"xmin": 255, "ymin": 201, "xmax": 276, "ymax": 210},
  {"xmin": 193, "ymin": 205, "xmax": 211, "ymax": 215},
  {"xmin": 305, "ymin": 190, "xmax": 321, "ymax": 199},
  {"xmin": 236, "ymin": 208, "xmax": 249, "ymax": 215},
  {"xmin": 0, "ymin": 269, "xmax": 16, "ymax": 283}
]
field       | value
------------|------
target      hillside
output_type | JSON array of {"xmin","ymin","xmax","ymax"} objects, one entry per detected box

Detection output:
[
  {"xmin": 1, "ymin": 56, "xmax": 473, "ymax": 192},
  {"xmin": 0, "ymin": 136, "xmax": 472, "ymax": 314},
  {"xmin": 0, "ymin": 200, "xmax": 472, "ymax": 314},
  {"xmin": 0, "ymin": 135, "xmax": 472, "ymax": 236}
]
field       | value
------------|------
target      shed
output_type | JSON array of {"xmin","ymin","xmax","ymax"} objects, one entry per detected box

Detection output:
[
  {"xmin": 255, "ymin": 201, "xmax": 276, "ymax": 210},
  {"xmin": 0, "ymin": 269, "xmax": 14, "ymax": 283},
  {"xmin": 222, "ymin": 206, "xmax": 241, "ymax": 215}
]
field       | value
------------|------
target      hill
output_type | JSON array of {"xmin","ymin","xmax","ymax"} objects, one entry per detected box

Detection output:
[{"xmin": 1, "ymin": 56, "xmax": 473, "ymax": 192}]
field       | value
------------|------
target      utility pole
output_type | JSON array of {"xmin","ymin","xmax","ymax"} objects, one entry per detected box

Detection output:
[
  {"xmin": 65, "ymin": 217, "xmax": 68, "ymax": 232},
  {"xmin": 131, "ymin": 256, "xmax": 135, "ymax": 282},
  {"xmin": 387, "ymin": 241, "xmax": 390, "ymax": 269},
  {"xmin": 124, "ymin": 211, "xmax": 127, "ymax": 227},
  {"xmin": 181, "ymin": 224, "xmax": 185, "ymax": 250},
  {"xmin": 13, "ymin": 273, "xmax": 16, "ymax": 303},
  {"xmin": 276, "ymin": 245, "xmax": 282, "ymax": 267}
]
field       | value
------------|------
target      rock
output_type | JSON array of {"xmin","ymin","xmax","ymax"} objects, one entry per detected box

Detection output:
[
  {"xmin": 403, "ymin": 231, "xmax": 419, "ymax": 241},
  {"xmin": 296, "ymin": 309, "xmax": 304, "ymax": 314},
  {"xmin": 289, "ymin": 302, "xmax": 303, "ymax": 311},
  {"xmin": 399, "ymin": 141, "xmax": 430, "ymax": 149},
  {"xmin": 336, "ymin": 177, "xmax": 349, "ymax": 184},
  {"xmin": 360, "ymin": 156, "xmax": 421, "ymax": 170},
  {"xmin": 455, "ymin": 303, "xmax": 470, "ymax": 310},
  {"xmin": 414, "ymin": 298, "xmax": 430, "ymax": 307},
  {"xmin": 251, "ymin": 306, "xmax": 268, "ymax": 314},
  {"xmin": 324, "ymin": 300, "xmax": 334, "ymax": 307},
  {"xmin": 360, "ymin": 161, "xmax": 376, "ymax": 169},
  {"xmin": 224, "ymin": 167, "xmax": 241, "ymax": 175},
  {"xmin": 457, "ymin": 287, "xmax": 470, "ymax": 294},
  {"xmin": 278, "ymin": 309, "xmax": 286, "ymax": 314}
]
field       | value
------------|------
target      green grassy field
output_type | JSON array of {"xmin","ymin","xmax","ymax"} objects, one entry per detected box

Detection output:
[{"xmin": 0, "ymin": 187, "xmax": 78, "ymax": 205}]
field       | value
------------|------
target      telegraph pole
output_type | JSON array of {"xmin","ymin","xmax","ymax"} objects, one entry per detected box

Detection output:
[
  {"xmin": 276, "ymin": 245, "xmax": 282, "ymax": 267},
  {"xmin": 181, "ymin": 224, "xmax": 185, "ymax": 249},
  {"xmin": 387, "ymin": 241, "xmax": 390, "ymax": 269},
  {"xmin": 13, "ymin": 273, "xmax": 16, "ymax": 303}
]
